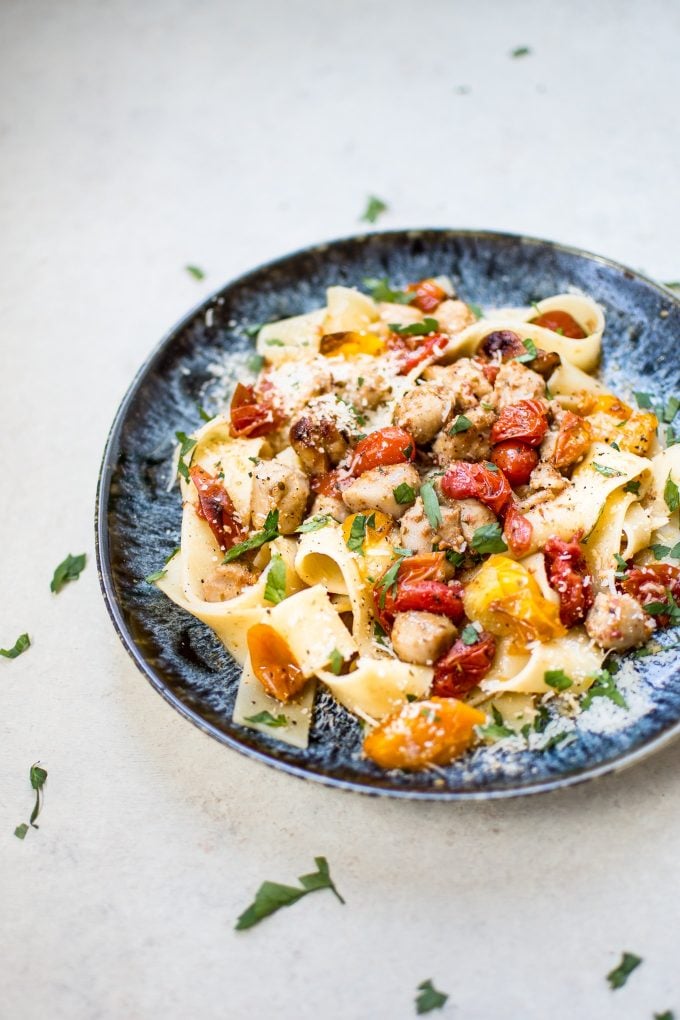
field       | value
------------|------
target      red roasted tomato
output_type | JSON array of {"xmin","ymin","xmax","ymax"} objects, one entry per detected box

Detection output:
[
  {"xmin": 530, "ymin": 309, "xmax": 587, "ymax": 339},
  {"xmin": 190, "ymin": 465, "xmax": 244, "ymax": 551},
  {"xmin": 620, "ymin": 563, "xmax": 680, "ymax": 627},
  {"xmin": 230, "ymin": 381, "xmax": 284, "ymax": 438},
  {"xmin": 544, "ymin": 535, "xmax": 594, "ymax": 627},
  {"xmin": 490, "ymin": 440, "xmax": 539, "ymax": 487},
  {"xmin": 373, "ymin": 554, "xmax": 464, "ymax": 633},
  {"xmin": 441, "ymin": 461, "xmax": 512, "ymax": 516},
  {"xmin": 490, "ymin": 400, "xmax": 548, "ymax": 447},
  {"xmin": 504, "ymin": 504, "xmax": 533, "ymax": 557},
  {"xmin": 406, "ymin": 278, "xmax": 448, "ymax": 313},
  {"xmin": 351, "ymin": 427, "xmax": 417, "ymax": 475},
  {"xmin": 431, "ymin": 633, "xmax": 497, "ymax": 698},
  {"xmin": 387, "ymin": 331, "xmax": 449, "ymax": 374}
]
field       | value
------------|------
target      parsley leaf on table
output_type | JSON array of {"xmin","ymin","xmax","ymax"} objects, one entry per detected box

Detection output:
[
  {"xmin": 0, "ymin": 633, "xmax": 30, "ymax": 659},
  {"xmin": 360, "ymin": 195, "xmax": 388, "ymax": 224},
  {"xmin": 185, "ymin": 264, "xmax": 205, "ymax": 280},
  {"xmin": 235, "ymin": 856, "xmax": 344, "ymax": 930},
  {"xmin": 415, "ymin": 979, "xmax": 448, "ymax": 1014},
  {"xmin": 50, "ymin": 553, "xmax": 86, "ymax": 594},
  {"xmin": 606, "ymin": 951, "xmax": 642, "ymax": 990}
]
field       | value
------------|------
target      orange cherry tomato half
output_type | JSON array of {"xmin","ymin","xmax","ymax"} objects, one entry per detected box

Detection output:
[{"xmin": 247, "ymin": 623, "xmax": 307, "ymax": 702}]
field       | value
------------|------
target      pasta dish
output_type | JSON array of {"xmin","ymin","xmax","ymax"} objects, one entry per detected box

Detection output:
[{"xmin": 152, "ymin": 275, "xmax": 680, "ymax": 770}]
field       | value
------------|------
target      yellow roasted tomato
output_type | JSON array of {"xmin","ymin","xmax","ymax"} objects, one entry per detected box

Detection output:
[
  {"xmin": 342, "ymin": 510, "xmax": 395, "ymax": 579},
  {"xmin": 585, "ymin": 394, "xmax": 657, "ymax": 456},
  {"xmin": 463, "ymin": 555, "xmax": 566, "ymax": 653},
  {"xmin": 319, "ymin": 331, "xmax": 386, "ymax": 359},
  {"xmin": 363, "ymin": 697, "xmax": 485, "ymax": 770}
]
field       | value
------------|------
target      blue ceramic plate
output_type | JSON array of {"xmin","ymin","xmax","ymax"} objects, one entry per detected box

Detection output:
[{"xmin": 96, "ymin": 229, "xmax": 680, "ymax": 799}]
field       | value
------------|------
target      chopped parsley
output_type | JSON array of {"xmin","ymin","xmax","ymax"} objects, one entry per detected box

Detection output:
[
  {"xmin": 235, "ymin": 856, "xmax": 344, "ymax": 930},
  {"xmin": 360, "ymin": 195, "xmax": 388, "ymax": 224},
  {"xmin": 460, "ymin": 625, "xmax": 479, "ymax": 645},
  {"xmin": 467, "ymin": 302, "xmax": 483, "ymax": 320},
  {"xmin": 265, "ymin": 337, "xmax": 285, "ymax": 347},
  {"xmin": 244, "ymin": 711, "xmax": 288, "ymax": 728},
  {"xmin": 591, "ymin": 462, "xmax": 624, "ymax": 478},
  {"xmin": 613, "ymin": 552, "xmax": 628, "ymax": 579},
  {"xmin": 644, "ymin": 591, "xmax": 680, "ymax": 624},
  {"xmin": 664, "ymin": 396, "xmax": 680, "ymax": 422},
  {"xmin": 623, "ymin": 480, "xmax": 641, "ymax": 495},
  {"xmin": 145, "ymin": 547, "xmax": 180, "ymax": 585},
  {"xmin": 477, "ymin": 705, "xmax": 514, "ymax": 740},
  {"xmin": 514, "ymin": 337, "xmax": 538, "ymax": 363},
  {"xmin": 448, "ymin": 414, "xmax": 472, "ymax": 435},
  {"xmin": 263, "ymin": 554, "xmax": 287, "ymax": 605},
  {"xmin": 247, "ymin": 353, "xmax": 265, "ymax": 373},
  {"xmin": 633, "ymin": 391, "xmax": 654, "ymax": 409},
  {"xmin": 50, "ymin": 553, "xmax": 87, "ymax": 594},
  {"xmin": 328, "ymin": 648, "xmax": 344, "ymax": 675},
  {"xmin": 175, "ymin": 430, "xmax": 197, "ymax": 482},
  {"xmin": 243, "ymin": 322, "xmax": 265, "ymax": 338},
  {"xmin": 296, "ymin": 515, "xmax": 332, "ymax": 533},
  {"xmin": 223, "ymin": 510, "xmax": 280, "ymax": 563},
  {"xmin": 393, "ymin": 482, "xmax": 416, "ymax": 505},
  {"xmin": 0, "ymin": 633, "xmax": 30, "ymax": 659},
  {"xmin": 346, "ymin": 514, "xmax": 371, "ymax": 555},
  {"xmin": 420, "ymin": 481, "xmax": 442, "ymax": 529},
  {"xmin": 581, "ymin": 669, "xmax": 627, "ymax": 710},
  {"xmin": 544, "ymin": 669, "xmax": 573, "ymax": 691},
  {"xmin": 666, "ymin": 426, "xmax": 679, "ymax": 447},
  {"xmin": 445, "ymin": 549, "xmax": 465, "ymax": 568},
  {"xmin": 362, "ymin": 276, "xmax": 415, "ymax": 305},
  {"xmin": 471, "ymin": 523, "xmax": 507, "ymax": 554},
  {"xmin": 197, "ymin": 404, "xmax": 213, "ymax": 422},
  {"xmin": 415, "ymin": 979, "xmax": 449, "ymax": 1014},
  {"xmin": 606, "ymin": 952, "xmax": 642, "ymax": 990},
  {"xmin": 377, "ymin": 548, "xmax": 413, "ymax": 607},
  {"xmin": 664, "ymin": 473, "xmax": 679, "ymax": 512},
  {"xmin": 16, "ymin": 762, "xmax": 48, "ymax": 837},
  {"xmin": 389, "ymin": 317, "xmax": 439, "ymax": 336},
  {"xmin": 510, "ymin": 45, "xmax": 531, "ymax": 58},
  {"xmin": 185, "ymin": 264, "xmax": 205, "ymax": 280}
]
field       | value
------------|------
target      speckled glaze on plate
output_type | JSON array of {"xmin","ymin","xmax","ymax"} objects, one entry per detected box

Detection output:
[{"xmin": 96, "ymin": 229, "xmax": 680, "ymax": 799}]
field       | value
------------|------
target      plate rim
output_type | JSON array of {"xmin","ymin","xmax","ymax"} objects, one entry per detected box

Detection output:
[{"xmin": 95, "ymin": 227, "xmax": 680, "ymax": 800}]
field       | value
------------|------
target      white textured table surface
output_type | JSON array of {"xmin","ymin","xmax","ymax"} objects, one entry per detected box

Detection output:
[{"xmin": 2, "ymin": 2, "xmax": 680, "ymax": 1017}]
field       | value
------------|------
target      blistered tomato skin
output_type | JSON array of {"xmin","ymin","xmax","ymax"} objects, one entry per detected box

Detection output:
[
  {"xmin": 490, "ymin": 400, "xmax": 548, "ymax": 447},
  {"xmin": 544, "ymin": 536, "xmax": 594, "ymax": 628},
  {"xmin": 362, "ymin": 697, "xmax": 486, "ymax": 770},
  {"xmin": 351, "ymin": 427, "xmax": 417, "ymax": 476},
  {"xmin": 552, "ymin": 412, "xmax": 594, "ymax": 469},
  {"xmin": 621, "ymin": 563, "xmax": 680, "ymax": 627},
  {"xmin": 530, "ymin": 309, "xmax": 587, "ymax": 339},
  {"xmin": 247, "ymin": 623, "xmax": 307, "ymax": 702},
  {"xmin": 504, "ymin": 504, "xmax": 533, "ymax": 557},
  {"xmin": 491, "ymin": 440, "xmax": 538, "ymax": 487},
  {"xmin": 432, "ymin": 633, "xmax": 497, "ymax": 699},
  {"xmin": 441, "ymin": 461, "xmax": 512, "ymax": 516},
  {"xmin": 230, "ymin": 381, "xmax": 284, "ymax": 438},
  {"xmin": 387, "ymin": 332, "xmax": 449, "ymax": 374},
  {"xmin": 373, "ymin": 556, "xmax": 465, "ymax": 632},
  {"xmin": 190, "ymin": 465, "xmax": 245, "ymax": 551},
  {"xmin": 407, "ymin": 278, "xmax": 448, "ymax": 312}
]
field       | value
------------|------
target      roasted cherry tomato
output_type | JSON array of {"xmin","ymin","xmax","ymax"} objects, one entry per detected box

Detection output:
[
  {"xmin": 319, "ymin": 331, "xmax": 386, "ymax": 358},
  {"xmin": 441, "ymin": 461, "xmax": 512, "ymax": 516},
  {"xmin": 478, "ymin": 330, "xmax": 524, "ymax": 360},
  {"xmin": 247, "ymin": 623, "xmax": 307, "ymax": 702},
  {"xmin": 363, "ymin": 697, "xmax": 485, "ymax": 770},
  {"xmin": 190, "ymin": 465, "xmax": 244, "ymax": 551},
  {"xmin": 431, "ymin": 632, "xmax": 497, "ymax": 699},
  {"xmin": 544, "ymin": 535, "xmax": 594, "ymax": 628},
  {"xmin": 552, "ymin": 412, "xmax": 593, "ymax": 469},
  {"xmin": 620, "ymin": 563, "xmax": 680, "ymax": 627},
  {"xmin": 504, "ymin": 504, "xmax": 533, "ymax": 557},
  {"xmin": 311, "ymin": 467, "xmax": 351, "ymax": 498},
  {"xmin": 490, "ymin": 399, "xmax": 548, "ymax": 447},
  {"xmin": 478, "ymin": 360, "xmax": 500, "ymax": 385},
  {"xmin": 406, "ymin": 277, "xmax": 448, "ymax": 313},
  {"xmin": 351, "ymin": 427, "xmax": 417, "ymax": 476},
  {"xmin": 230, "ymin": 381, "xmax": 284, "ymax": 438},
  {"xmin": 490, "ymin": 440, "xmax": 538, "ymax": 487},
  {"xmin": 373, "ymin": 554, "xmax": 463, "ymax": 632},
  {"xmin": 387, "ymin": 331, "xmax": 449, "ymax": 374},
  {"xmin": 530, "ymin": 309, "xmax": 587, "ymax": 339}
]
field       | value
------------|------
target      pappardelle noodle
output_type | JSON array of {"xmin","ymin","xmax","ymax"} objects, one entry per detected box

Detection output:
[{"xmin": 154, "ymin": 275, "xmax": 680, "ymax": 770}]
